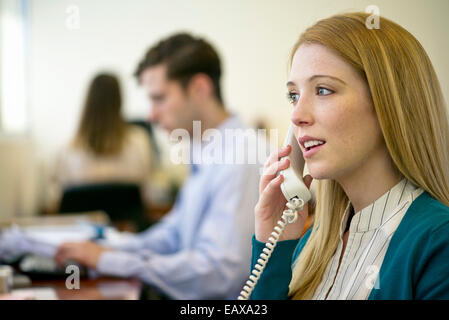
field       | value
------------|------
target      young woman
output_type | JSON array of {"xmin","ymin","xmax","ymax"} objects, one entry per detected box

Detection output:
[
  {"xmin": 47, "ymin": 73, "xmax": 154, "ymax": 212},
  {"xmin": 250, "ymin": 12, "xmax": 449, "ymax": 300}
]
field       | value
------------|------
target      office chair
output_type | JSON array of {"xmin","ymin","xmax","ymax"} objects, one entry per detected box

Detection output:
[
  {"xmin": 59, "ymin": 182, "xmax": 151, "ymax": 231},
  {"xmin": 128, "ymin": 119, "xmax": 161, "ymax": 165}
]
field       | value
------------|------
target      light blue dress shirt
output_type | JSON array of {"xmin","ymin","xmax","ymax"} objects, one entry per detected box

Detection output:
[{"xmin": 96, "ymin": 115, "xmax": 264, "ymax": 299}]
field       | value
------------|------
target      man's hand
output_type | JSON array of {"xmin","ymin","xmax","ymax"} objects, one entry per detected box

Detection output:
[{"xmin": 54, "ymin": 241, "xmax": 110, "ymax": 269}]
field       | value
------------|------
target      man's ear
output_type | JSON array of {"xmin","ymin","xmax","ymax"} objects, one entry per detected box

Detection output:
[{"xmin": 187, "ymin": 73, "xmax": 214, "ymax": 101}]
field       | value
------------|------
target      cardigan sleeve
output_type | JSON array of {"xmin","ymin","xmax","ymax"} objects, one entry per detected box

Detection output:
[
  {"xmin": 415, "ymin": 222, "xmax": 449, "ymax": 299},
  {"xmin": 249, "ymin": 235, "xmax": 299, "ymax": 300}
]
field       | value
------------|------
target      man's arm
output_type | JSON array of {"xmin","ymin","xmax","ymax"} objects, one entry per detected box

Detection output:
[
  {"xmin": 96, "ymin": 164, "xmax": 259, "ymax": 299},
  {"xmin": 54, "ymin": 195, "xmax": 184, "ymax": 267}
]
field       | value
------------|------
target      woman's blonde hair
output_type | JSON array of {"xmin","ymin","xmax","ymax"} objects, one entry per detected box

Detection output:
[{"xmin": 288, "ymin": 12, "xmax": 449, "ymax": 299}]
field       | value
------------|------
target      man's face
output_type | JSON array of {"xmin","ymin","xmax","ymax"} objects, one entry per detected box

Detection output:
[{"xmin": 140, "ymin": 64, "xmax": 199, "ymax": 133}]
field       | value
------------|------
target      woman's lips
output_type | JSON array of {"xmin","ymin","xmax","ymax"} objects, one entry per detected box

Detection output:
[{"xmin": 303, "ymin": 142, "xmax": 325, "ymax": 158}]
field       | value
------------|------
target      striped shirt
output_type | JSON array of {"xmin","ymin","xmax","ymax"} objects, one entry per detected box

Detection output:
[{"xmin": 311, "ymin": 178, "xmax": 424, "ymax": 300}]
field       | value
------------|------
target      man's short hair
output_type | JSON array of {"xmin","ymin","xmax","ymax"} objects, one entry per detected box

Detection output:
[{"xmin": 134, "ymin": 33, "xmax": 223, "ymax": 104}]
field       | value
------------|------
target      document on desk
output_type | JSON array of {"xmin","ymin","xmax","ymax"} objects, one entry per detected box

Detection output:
[
  {"xmin": 24, "ymin": 224, "xmax": 97, "ymax": 245},
  {"xmin": 0, "ymin": 222, "xmax": 136, "ymax": 261},
  {"xmin": 0, "ymin": 223, "xmax": 97, "ymax": 259}
]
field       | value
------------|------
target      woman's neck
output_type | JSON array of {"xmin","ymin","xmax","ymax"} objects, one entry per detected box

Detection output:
[{"xmin": 337, "ymin": 147, "xmax": 403, "ymax": 214}]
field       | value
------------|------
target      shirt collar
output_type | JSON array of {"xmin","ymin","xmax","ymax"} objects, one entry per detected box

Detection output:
[{"xmin": 341, "ymin": 178, "xmax": 420, "ymax": 234}]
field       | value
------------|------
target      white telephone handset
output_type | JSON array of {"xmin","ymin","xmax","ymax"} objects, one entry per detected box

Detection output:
[
  {"xmin": 238, "ymin": 125, "xmax": 312, "ymax": 300},
  {"xmin": 279, "ymin": 125, "xmax": 312, "ymax": 203}
]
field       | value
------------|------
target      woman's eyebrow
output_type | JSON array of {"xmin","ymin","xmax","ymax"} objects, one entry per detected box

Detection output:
[
  {"xmin": 309, "ymin": 74, "xmax": 346, "ymax": 85},
  {"xmin": 286, "ymin": 74, "xmax": 346, "ymax": 87}
]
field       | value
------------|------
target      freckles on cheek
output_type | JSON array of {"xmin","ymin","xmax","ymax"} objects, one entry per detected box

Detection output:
[
  {"xmin": 325, "ymin": 110, "xmax": 350, "ymax": 140},
  {"xmin": 325, "ymin": 109, "xmax": 360, "ymax": 155}
]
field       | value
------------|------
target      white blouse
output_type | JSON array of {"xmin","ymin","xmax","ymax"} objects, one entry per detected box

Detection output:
[
  {"xmin": 311, "ymin": 178, "xmax": 424, "ymax": 300},
  {"xmin": 46, "ymin": 125, "xmax": 153, "ymax": 208}
]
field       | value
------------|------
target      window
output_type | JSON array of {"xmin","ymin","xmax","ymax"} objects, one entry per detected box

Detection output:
[{"xmin": 0, "ymin": 0, "xmax": 29, "ymax": 134}]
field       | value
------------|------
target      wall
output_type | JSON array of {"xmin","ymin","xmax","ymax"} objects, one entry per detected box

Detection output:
[
  {"xmin": 1, "ymin": 0, "xmax": 448, "ymax": 217},
  {"xmin": 0, "ymin": 136, "xmax": 40, "ymax": 218},
  {"xmin": 28, "ymin": 0, "xmax": 449, "ymax": 158}
]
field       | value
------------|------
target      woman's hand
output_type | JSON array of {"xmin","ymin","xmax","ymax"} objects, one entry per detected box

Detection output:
[{"xmin": 254, "ymin": 145, "xmax": 313, "ymax": 243}]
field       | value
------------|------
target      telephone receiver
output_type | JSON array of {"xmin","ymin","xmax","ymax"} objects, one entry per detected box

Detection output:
[
  {"xmin": 238, "ymin": 125, "xmax": 313, "ymax": 300},
  {"xmin": 279, "ymin": 125, "xmax": 312, "ymax": 203}
]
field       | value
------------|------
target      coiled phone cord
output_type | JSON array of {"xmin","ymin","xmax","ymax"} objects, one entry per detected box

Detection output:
[{"xmin": 238, "ymin": 197, "xmax": 304, "ymax": 300}]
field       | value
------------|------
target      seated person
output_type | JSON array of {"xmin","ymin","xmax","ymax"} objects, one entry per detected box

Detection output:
[
  {"xmin": 53, "ymin": 33, "xmax": 263, "ymax": 299},
  {"xmin": 46, "ymin": 73, "xmax": 154, "ymax": 213}
]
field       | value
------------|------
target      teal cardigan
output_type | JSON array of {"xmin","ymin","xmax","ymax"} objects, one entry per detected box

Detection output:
[{"xmin": 250, "ymin": 191, "xmax": 449, "ymax": 300}]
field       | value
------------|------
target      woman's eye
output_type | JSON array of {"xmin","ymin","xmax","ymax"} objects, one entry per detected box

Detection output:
[
  {"xmin": 317, "ymin": 87, "xmax": 333, "ymax": 96},
  {"xmin": 286, "ymin": 92, "xmax": 299, "ymax": 104}
]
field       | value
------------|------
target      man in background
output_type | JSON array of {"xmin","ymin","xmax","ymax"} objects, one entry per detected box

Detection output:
[{"xmin": 54, "ymin": 33, "xmax": 263, "ymax": 299}]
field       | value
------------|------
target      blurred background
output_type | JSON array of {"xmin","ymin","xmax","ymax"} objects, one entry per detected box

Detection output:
[{"xmin": 0, "ymin": 0, "xmax": 448, "ymax": 228}]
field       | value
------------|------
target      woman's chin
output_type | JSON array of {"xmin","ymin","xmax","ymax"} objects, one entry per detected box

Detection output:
[{"xmin": 306, "ymin": 167, "xmax": 329, "ymax": 180}]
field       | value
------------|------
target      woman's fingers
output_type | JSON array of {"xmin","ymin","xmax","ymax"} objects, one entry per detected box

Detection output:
[
  {"xmin": 255, "ymin": 144, "xmax": 312, "ymax": 242},
  {"xmin": 263, "ymin": 158, "xmax": 290, "ymax": 178},
  {"xmin": 259, "ymin": 145, "xmax": 292, "ymax": 193},
  {"xmin": 258, "ymin": 174, "xmax": 284, "ymax": 208},
  {"xmin": 260, "ymin": 158, "xmax": 290, "ymax": 194},
  {"xmin": 264, "ymin": 144, "xmax": 291, "ymax": 170}
]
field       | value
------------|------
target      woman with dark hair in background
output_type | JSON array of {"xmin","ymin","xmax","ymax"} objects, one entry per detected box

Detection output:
[{"xmin": 46, "ymin": 73, "xmax": 154, "ymax": 220}]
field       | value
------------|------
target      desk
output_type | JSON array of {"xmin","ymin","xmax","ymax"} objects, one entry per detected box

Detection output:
[
  {"xmin": 0, "ymin": 213, "xmax": 143, "ymax": 300},
  {"xmin": 9, "ymin": 277, "xmax": 142, "ymax": 300}
]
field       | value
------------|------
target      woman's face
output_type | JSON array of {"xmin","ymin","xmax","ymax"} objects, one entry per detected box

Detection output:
[{"xmin": 288, "ymin": 43, "xmax": 388, "ymax": 182}]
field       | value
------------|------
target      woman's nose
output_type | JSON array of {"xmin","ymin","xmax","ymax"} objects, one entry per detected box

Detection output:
[{"xmin": 290, "ymin": 98, "xmax": 314, "ymax": 127}]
